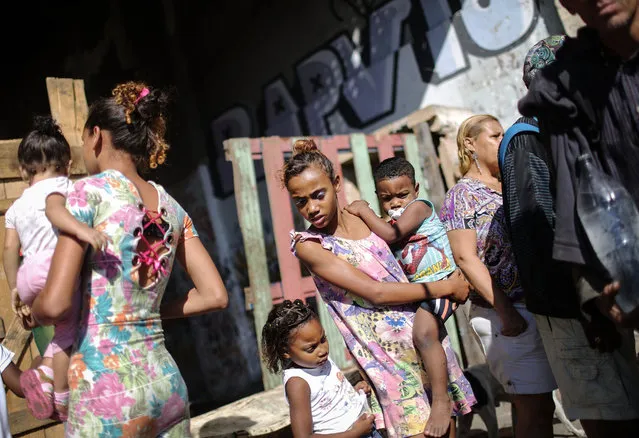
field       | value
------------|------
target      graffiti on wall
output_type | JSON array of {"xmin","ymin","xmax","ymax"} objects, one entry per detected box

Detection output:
[{"xmin": 211, "ymin": 0, "xmax": 540, "ymax": 195}]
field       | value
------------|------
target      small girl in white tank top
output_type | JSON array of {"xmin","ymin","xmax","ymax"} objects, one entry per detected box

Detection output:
[{"xmin": 262, "ymin": 299, "xmax": 382, "ymax": 437}]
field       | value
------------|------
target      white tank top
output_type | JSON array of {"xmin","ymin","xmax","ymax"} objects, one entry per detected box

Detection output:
[{"xmin": 283, "ymin": 358, "xmax": 369, "ymax": 434}]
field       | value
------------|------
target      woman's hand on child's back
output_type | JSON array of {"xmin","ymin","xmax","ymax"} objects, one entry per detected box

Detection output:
[
  {"xmin": 447, "ymin": 269, "xmax": 471, "ymax": 303},
  {"xmin": 76, "ymin": 225, "xmax": 111, "ymax": 252},
  {"xmin": 351, "ymin": 413, "xmax": 375, "ymax": 436}
]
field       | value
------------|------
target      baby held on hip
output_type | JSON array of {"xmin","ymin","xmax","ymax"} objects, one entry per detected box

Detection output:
[
  {"xmin": 10, "ymin": 175, "xmax": 108, "ymax": 421},
  {"xmin": 3, "ymin": 116, "xmax": 109, "ymax": 421}
]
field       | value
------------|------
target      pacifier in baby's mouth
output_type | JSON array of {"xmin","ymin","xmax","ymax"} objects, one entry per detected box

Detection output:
[{"xmin": 387, "ymin": 207, "xmax": 405, "ymax": 220}]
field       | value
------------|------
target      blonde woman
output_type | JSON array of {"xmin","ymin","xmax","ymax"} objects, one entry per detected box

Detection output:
[{"xmin": 439, "ymin": 115, "xmax": 556, "ymax": 438}]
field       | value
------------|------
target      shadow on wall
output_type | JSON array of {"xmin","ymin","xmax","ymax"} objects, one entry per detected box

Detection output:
[{"xmin": 161, "ymin": 166, "xmax": 263, "ymax": 416}]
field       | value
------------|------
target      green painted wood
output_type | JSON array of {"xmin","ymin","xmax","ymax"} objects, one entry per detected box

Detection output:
[
  {"xmin": 350, "ymin": 134, "xmax": 380, "ymax": 216},
  {"xmin": 414, "ymin": 123, "xmax": 447, "ymax": 211},
  {"xmin": 226, "ymin": 138, "xmax": 280, "ymax": 390},
  {"xmin": 33, "ymin": 326, "xmax": 54, "ymax": 356},
  {"xmin": 316, "ymin": 295, "xmax": 352, "ymax": 369},
  {"xmin": 444, "ymin": 315, "xmax": 462, "ymax": 362},
  {"xmin": 403, "ymin": 135, "xmax": 430, "ymax": 201}
]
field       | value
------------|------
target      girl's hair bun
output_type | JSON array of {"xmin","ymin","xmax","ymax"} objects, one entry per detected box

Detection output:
[
  {"xmin": 32, "ymin": 115, "xmax": 64, "ymax": 138},
  {"xmin": 292, "ymin": 139, "xmax": 319, "ymax": 156}
]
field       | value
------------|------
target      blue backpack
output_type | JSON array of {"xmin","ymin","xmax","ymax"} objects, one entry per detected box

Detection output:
[{"xmin": 498, "ymin": 121, "xmax": 539, "ymax": 176}]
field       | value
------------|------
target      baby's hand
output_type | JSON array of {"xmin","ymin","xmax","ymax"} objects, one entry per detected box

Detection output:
[
  {"xmin": 11, "ymin": 288, "xmax": 31, "ymax": 319},
  {"xmin": 351, "ymin": 414, "xmax": 375, "ymax": 436},
  {"xmin": 76, "ymin": 225, "xmax": 111, "ymax": 252},
  {"xmin": 345, "ymin": 200, "xmax": 371, "ymax": 217},
  {"xmin": 20, "ymin": 313, "xmax": 38, "ymax": 330},
  {"xmin": 354, "ymin": 380, "xmax": 371, "ymax": 395},
  {"xmin": 11, "ymin": 288, "xmax": 21, "ymax": 314}
]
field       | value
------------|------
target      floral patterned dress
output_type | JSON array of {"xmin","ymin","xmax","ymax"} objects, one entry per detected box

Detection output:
[
  {"xmin": 439, "ymin": 177, "xmax": 524, "ymax": 304},
  {"xmin": 291, "ymin": 231, "xmax": 475, "ymax": 438},
  {"xmin": 65, "ymin": 170, "xmax": 197, "ymax": 437}
]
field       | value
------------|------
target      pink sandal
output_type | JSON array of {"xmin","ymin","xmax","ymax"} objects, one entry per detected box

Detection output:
[{"xmin": 20, "ymin": 368, "xmax": 54, "ymax": 420}]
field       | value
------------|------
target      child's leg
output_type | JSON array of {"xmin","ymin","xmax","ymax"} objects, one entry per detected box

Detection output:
[
  {"xmin": 413, "ymin": 307, "xmax": 451, "ymax": 438},
  {"xmin": 49, "ymin": 284, "xmax": 81, "ymax": 421},
  {"xmin": 52, "ymin": 347, "xmax": 71, "ymax": 421},
  {"xmin": 52, "ymin": 349, "xmax": 70, "ymax": 393},
  {"xmin": 17, "ymin": 251, "xmax": 57, "ymax": 419},
  {"xmin": 16, "ymin": 250, "xmax": 56, "ymax": 307}
]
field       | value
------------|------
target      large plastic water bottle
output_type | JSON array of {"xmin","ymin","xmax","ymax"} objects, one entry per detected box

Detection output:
[{"xmin": 577, "ymin": 153, "xmax": 639, "ymax": 313}]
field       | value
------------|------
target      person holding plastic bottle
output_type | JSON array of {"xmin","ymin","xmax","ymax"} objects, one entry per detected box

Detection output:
[{"xmin": 517, "ymin": 1, "xmax": 639, "ymax": 437}]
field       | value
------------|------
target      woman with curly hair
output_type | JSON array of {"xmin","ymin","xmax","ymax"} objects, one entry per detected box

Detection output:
[{"xmin": 30, "ymin": 81, "xmax": 229, "ymax": 437}]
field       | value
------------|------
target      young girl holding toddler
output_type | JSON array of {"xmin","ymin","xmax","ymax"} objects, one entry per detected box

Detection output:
[
  {"xmin": 3, "ymin": 116, "xmax": 108, "ymax": 421},
  {"xmin": 262, "ymin": 299, "xmax": 379, "ymax": 438},
  {"xmin": 283, "ymin": 140, "xmax": 475, "ymax": 437}
]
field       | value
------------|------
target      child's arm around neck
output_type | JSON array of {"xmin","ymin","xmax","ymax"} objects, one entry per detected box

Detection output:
[
  {"xmin": 345, "ymin": 200, "xmax": 431, "ymax": 244},
  {"xmin": 286, "ymin": 377, "xmax": 373, "ymax": 438}
]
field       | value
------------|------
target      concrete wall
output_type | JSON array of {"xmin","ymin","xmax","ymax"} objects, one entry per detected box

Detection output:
[{"xmin": 206, "ymin": 0, "xmax": 566, "ymax": 196}]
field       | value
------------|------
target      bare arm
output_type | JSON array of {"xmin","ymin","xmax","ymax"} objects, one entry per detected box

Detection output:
[
  {"xmin": 3, "ymin": 228, "xmax": 30, "ymax": 318},
  {"xmin": 160, "ymin": 237, "xmax": 229, "ymax": 319},
  {"xmin": 446, "ymin": 229, "xmax": 497, "ymax": 305},
  {"xmin": 3, "ymin": 228, "xmax": 20, "ymax": 292},
  {"xmin": 2, "ymin": 362, "xmax": 24, "ymax": 398},
  {"xmin": 46, "ymin": 194, "xmax": 109, "ymax": 251},
  {"xmin": 31, "ymin": 233, "xmax": 86, "ymax": 325},
  {"xmin": 295, "ymin": 240, "xmax": 469, "ymax": 306},
  {"xmin": 45, "ymin": 194, "xmax": 86, "ymax": 238},
  {"xmin": 447, "ymin": 229, "xmax": 525, "ymax": 335},
  {"xmin": 346, "ymin": 200, "xmax": 430, "ymax": 244},
  {"xmin": 286, "ymin": 377, "xmax": 373, "ymax": 438}
]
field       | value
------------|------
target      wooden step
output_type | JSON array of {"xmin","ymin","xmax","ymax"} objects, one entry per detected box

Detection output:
[{"xmin": 190, "ymin": 386, "xmax": 290, "ymax": 438}]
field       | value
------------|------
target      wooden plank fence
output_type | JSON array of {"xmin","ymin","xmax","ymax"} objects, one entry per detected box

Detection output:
[
  {"xmin": 0, "ymin": 77, "xmax": 88, "ymax": 437},
  {"xmin": 224, "ymin": 133, "xmax": 463, "ymax": 390}
]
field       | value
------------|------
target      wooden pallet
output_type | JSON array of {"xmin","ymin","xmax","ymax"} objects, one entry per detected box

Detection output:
[
  {"xmin": 0, "ymin": 77, "xmax": 88, "ymax": 437},
  {"xmin": 224, "ymin": 132, "xmax": 463, "ymax": 390}
]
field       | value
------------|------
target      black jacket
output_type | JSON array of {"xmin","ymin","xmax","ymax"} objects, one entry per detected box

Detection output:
[
  {"xmin": 501, "ymin": 116, "xmax": 580, "ymax": 318},
  {"xmin": 519, "ymin": 27, "xmax": 639, "ymax": 299}
]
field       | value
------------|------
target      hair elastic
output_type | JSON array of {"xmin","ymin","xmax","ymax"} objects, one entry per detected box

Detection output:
[{"xmin": 134, "ymin": 88, "xmax": 150, "ymax": 105}]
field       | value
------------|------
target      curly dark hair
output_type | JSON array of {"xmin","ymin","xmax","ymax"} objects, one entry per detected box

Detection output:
[
  {"xmin": 280, "ymin": 139, "xmax": 335, "ymax": 189},
  {"xmin": 18, "ymin": 116, "xmax": 71, "ymax": 178},
  {"xmin": 84, "ymin": 81, "xmax": 170, "ymax": 172},
  {"xmin": 261, "ymin": 299, "xmax": 317, "ymax": 373},
  {"xmin": 373, "ymin": 156, "xmax": 415, "ymax": 185}
]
